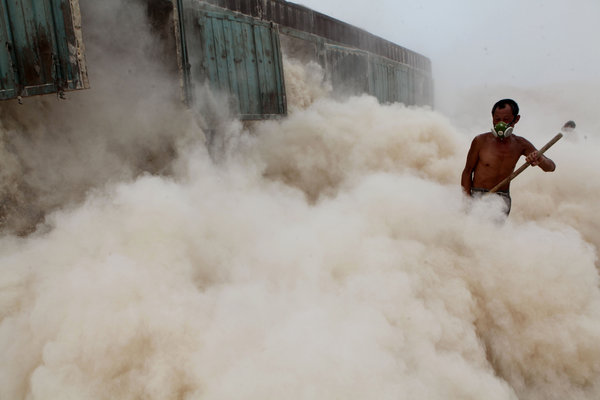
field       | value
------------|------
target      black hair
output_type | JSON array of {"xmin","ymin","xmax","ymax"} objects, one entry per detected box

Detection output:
[{"xmin": 492, "ymin": 99, "xmax": 519, "ymax": 118}]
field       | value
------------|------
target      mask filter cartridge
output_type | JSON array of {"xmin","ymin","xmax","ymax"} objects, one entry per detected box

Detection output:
[{"xmin": 493, "ymin": 122, "xmax": 513, "ymax": 138}]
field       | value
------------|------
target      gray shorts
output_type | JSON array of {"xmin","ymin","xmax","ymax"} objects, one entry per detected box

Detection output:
[{"xmin": 471, "ymin": 187, "xmax": 512, "ymax": 215}]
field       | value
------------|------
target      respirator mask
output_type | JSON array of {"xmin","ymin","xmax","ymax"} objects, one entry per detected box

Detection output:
[{"xmin": 492, "ymin": 121, "xmax": 513, "ymax": 139}]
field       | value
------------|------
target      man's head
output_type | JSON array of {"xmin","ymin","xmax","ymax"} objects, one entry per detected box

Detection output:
[
  {"xmin": 491, "ymin": 99, "xmax": 520, "ymax": 138},
  {"xmin": 492, "ymin": 99, "xmax": 520, "ymax": 123}
]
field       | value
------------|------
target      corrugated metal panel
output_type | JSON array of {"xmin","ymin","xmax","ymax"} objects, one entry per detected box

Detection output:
[
  {"xmin": 368, "ymin": 54, "xmax": 413, "ymax": 105},
  {"xmin": 326, "ymin": 44, "xmax": 426, "ymax": 106},
  {"xmin": 0, "ymin": 0, "xmax": 88, "ymax": 101},
  {"xmin": 325, "ymin": 44, "xmax": 368, "ymax": 97},
  {"xmin": 179, "ymin": 2, "xmax": 286, "ymax": 119}
]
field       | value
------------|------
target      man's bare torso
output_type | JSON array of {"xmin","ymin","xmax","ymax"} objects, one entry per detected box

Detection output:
[{"xmin": 471, "ymin": 132, "xmax": 532, "ymax": 191}]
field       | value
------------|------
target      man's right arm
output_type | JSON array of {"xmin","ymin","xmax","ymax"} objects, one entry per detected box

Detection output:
[{"xmin": 461, "ymin": 137, "xmax": 480, "ymax": 196}]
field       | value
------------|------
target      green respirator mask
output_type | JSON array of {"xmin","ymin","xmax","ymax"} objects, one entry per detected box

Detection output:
[{"xmin": 492, "ymin": 121, "xmax": 513, "ymax": 139}]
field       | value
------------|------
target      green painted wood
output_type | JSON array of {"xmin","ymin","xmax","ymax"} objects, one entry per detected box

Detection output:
[
  {"xmin": 221, "ymin": 18, "xmax": 238, "ymax": 106},
  {"xmin": 202, "ymin": 16, "xmax": 219, "ymax": 91},
  {"xmin": 0, "ymin": 0, "xmax": 88, "ymax": 101},
  {"xmin": 0, "ymin": 0, "xmax": 17, "ymax": 98},
  {"xmin": 268, "ymin": 23, "xmax": 285, "ymax": 113},
  {"xmin": 256, "ymin": 24, "xmax": 274, "ymax": 109},
  {"xmin": 252, "ymin": 23, "xmax": 269, "ymax": 112},
  {"xmin": 7, "ymin": 0, "xmax": 53, "ymax": 89},
  {"xmin": 181, "ymin": 5, "xmax": 286, "ymax": 119},
  {"xmin": 229, "ymin": 19, "xmax": 248, "ymax": 113},
  {"xmin": 176, "ymin": 0, "xmax": 193, "ymax": 104},
  {"xmin": 210, "ymin": 16, "xmax": 230, "ymax": 94},
  {"xmin": 50, "ymin": 0, "xmax": 76, "ymax": 88},
  {"xmin": 241, "ymin": 21, "xmax": 259, "ymax": 115}
]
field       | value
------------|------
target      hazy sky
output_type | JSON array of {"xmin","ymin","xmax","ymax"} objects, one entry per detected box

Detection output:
[{"xmin": 295, "ymin": 0, "xmax": 600, "ymax": 111}]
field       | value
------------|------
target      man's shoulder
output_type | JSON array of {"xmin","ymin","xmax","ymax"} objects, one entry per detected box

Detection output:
[
  {"xmin": 511, "ymin": 134, "xmax": 537, "ymax": 154},
  {"xmin": 472, "ymin": 131, "xmax": 494, "ymax": 144},
  {"xmin": 474, "ymin": 131, "xmax": 493, "ymax": 140},
  {"xmin": 511, "ymin": 134, "xmax": 534, "ymax": 146}
]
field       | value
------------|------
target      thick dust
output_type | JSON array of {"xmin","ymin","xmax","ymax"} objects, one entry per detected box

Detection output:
[{"xmin": 0, "ymin": 1, "xmax": 599, "ymax": 399}]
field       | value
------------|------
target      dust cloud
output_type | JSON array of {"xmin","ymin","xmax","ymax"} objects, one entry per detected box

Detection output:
[{"xmin": 1, "ymin": 1, "xmax": 600, "ymax": 399}]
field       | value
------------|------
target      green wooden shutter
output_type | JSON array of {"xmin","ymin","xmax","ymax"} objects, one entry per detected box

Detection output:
[
  {"xmin": 0, "ymin": 0, "xmax": 88, "ymax": 101},
  {"xmin": 180, "ymin": 4, "xmax": 286, "ymax": 119}
]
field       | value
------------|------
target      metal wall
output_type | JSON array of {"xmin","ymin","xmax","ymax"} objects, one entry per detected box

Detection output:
[
  {"xmin": 192, "ymin": 0, "xmax": 433, "ymax": 107},
  {"xmin": 198, "ymin": 0, "xmax": 432, "ymax": 75},
  {"xmin": 171, "ymin": 0, "xmax": 433, "ymax": 120},
  {"xmin": 0, "ymin": 0, "xmax": 89, "ymax": 101}
]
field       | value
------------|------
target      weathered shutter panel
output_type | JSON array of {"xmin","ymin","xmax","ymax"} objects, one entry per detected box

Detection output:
[
  {"xmin": 0, "ymin": 4, "xmax": 17, "ymax": 99},
  {"xmin": 0, "ymin": 0, "xmax": 88, "ymax": 101},
  {"xmin": 179, "ymin": 3, "xmax": 286, "ymax": 119}
]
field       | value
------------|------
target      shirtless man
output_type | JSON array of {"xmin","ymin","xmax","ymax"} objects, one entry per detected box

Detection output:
[{"xmin": 461, "ymin": 99, "xmax": 556, "ymax": 215}]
